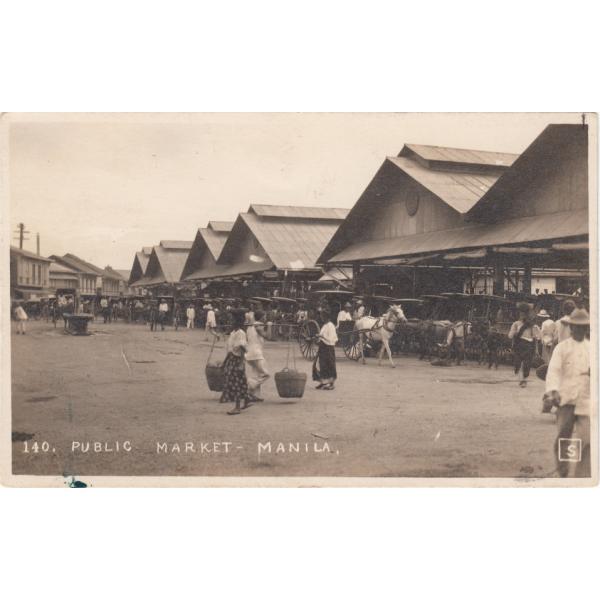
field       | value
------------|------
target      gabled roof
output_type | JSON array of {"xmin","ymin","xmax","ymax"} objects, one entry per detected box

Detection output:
[
  {"xmin": 249, "ymin": 204, "xmax": 349, "ymax": 220},
  {"xmin": 142, "ymin": 242, "xmax": 192, "ymax": 285},
  {"xmin": 208, "ymin": 220, "xmax": 234, "ymax": 233},
  {"xmin": 103, "ymin": 266, "xmax": 126, "ymax": 281},
  {"xmin": 128, "ymin": 249, "xmax": 152, "ymax": 285},
  {"xmin": 159, "ymin": 240, "xmax": 193, "ymax": 250},
  {"xmin": 10, "ymin": 246, "xmax": 52, "ymax": 262},
  {"xmin": 403, "ymin": 144, "xmax": 518, "ymax": 169},
  {"xmin": 212, "ymin": 208, "xmax": 346, "ymax": 277},
  {"xmin": 50, "ymin": 254, "xmax": 102, "ymax": 276},
  {"xmin": 466, "ymin": 124, "xmax": 588, "ymax": 222},
  {"xmin": 181, "ymin": 223, "xmax": 234, "ymax": 281},
  {"xmin": 317, "ymin": 142, "xmax": 519, "ymax": 264},
  {"xmin": 49, "ymin": 261, "xmax": 79, "ymax": 277}
]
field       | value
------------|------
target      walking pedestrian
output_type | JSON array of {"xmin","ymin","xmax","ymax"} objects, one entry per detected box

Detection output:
[
  {"xmin": 537, "ymin": 309, "xmax": 555, "ymax": 363},
  {"xmin": 223, "ymin": 311, "xmax": 253, "ymax": 415},
  {"xmin": 205, "ymin": 303, "xmax": 219, "ymax": 341},
  {"xmin": 186, "ymin": 303, "xmax": 196, "ymax": 329},
  {"xmin": 313, "ymin": 310, "xmax": 338, "ymax": 390},
  {"xmin": 14, "ymin": 302, "xmax": 28, "ymax": 335},
  {"xmin": 245, "ymin": 310, "xmax": 270, "ymax": 402},
  {"xmin": 100, "ymin": 296, "xmax": 110, "ymax": 323},
  {"xmin": 508, "ymin": 303, "xmax": 541, "ymax": 388},
  {"xmin": 542, "ymin": 309, "xmax": 590, "ymax": 477}
]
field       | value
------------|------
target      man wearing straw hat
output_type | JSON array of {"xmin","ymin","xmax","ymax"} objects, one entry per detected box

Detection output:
[
  {"xmin": 204, "ymin": 303, "xmax": 219, "ymax": 341},
  {"xmin": 542, "ymin": 308, "xmax": 590, "ymax": 477}
]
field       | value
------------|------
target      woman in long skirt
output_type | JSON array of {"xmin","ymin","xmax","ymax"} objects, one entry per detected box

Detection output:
[
  {"xmin": 222, "ymin": 311, "xmax": 253, "ymax": 415},
  {"xmin": 312, "ymin": 310, "xmax": 338, "ymax": 390}
]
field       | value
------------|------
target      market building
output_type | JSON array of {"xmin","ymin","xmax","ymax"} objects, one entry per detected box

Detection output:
[
  {"xmin": 10, "ymin": 246, "xmax": 52, "ymax": 300},
  {"xmin": 135, "ymin": 240, "xmax": 193, "ymax": 295},
  {"xmin": 189, "ymin": 204, "xmax": 349, "ymax": 298},
  {"xmin": 180, "ymin": 221, "xmax": 234, "ymax": 292},
  {"xmin": 128, "ymin": 246, "xmax": 152, "ymax": 288},
  {"xmin": 318, "ymin": 124, "xmax": 589, "ymax": 298}
]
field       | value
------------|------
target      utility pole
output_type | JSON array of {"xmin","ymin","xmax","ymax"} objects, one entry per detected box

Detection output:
[
  {"xmin": 36, "ymin": 232, "xmax": 40, "ymax": 255},
  {"xmin": 13, "ymin": 223, "xmax": 30, "ymax": 249}
]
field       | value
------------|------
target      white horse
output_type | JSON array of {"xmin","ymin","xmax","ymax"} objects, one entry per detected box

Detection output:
[{"xmin": 354, "ymin": 304, "xmax": 408, "ymax": 368}]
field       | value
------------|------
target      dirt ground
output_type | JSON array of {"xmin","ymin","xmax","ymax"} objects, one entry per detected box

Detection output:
[{"xmin": 10, "ymin": 319, "xmax": 563, "ymax": 479}]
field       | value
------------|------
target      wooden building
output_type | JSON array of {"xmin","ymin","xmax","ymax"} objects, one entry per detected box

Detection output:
[
  {"xmin": 190, "ymin": 204, "xmax": 349, "ymax": 298},
  {"xmin": 318, "ymin": 124, "xmax": 589, "ymax": 297},
  {"xmin": 10, "ymin": 246, "xmax": 52, "ymax": 299},
  {"xmin": 49, "ymin": 261, "xmax": 80, "ymax": 293}
]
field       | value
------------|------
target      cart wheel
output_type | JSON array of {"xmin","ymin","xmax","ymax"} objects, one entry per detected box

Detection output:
[
  {"xmin": 299, "ymin": 320, "xmax": 319, "ymax": 360},
  {"xmin": 343, "ymin": 330, "xmax": 363, "ymax": 361}
]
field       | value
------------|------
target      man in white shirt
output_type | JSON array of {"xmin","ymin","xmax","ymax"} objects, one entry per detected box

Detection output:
[
  {"xmin": 336, "ymin": 302, "xmax": 353, "ymax": 327},
  {"xmin": 508, "ymin": 304, "xmax": 541, "ymax": 387},
  {"xmin": 543, "ymin": 309, "xmax": 590, "ymax": 477},
  {"xmin": 186, "ymin": 304, "xmax": 196, "ymax": 329},
  {"xmin": 158, "ymin": 299, "xmax": 169, "ymax": 331},
  {"xmin": 205, "ymin": 304, "xmax": 219, "ymax": 341},
  {"xmin": 100, "ymin": 296, "xmax": 110, "ymax": 323}
]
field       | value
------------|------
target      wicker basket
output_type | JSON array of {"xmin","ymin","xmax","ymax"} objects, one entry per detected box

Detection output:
[
  {"xmin": 274, "ymin": 368, "xmax": 307, "ymax": 398},
  {"xmin": 205, "ymin": 362, "xmax": 224, "ymax": 392}
]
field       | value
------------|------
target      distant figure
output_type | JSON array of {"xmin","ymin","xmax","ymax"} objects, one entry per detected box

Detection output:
[
  {"xmin": 543, "ymin": 309, "xmax": 590, "ymax": 477},
  {"xmin": 205, "ymin": 304, "xmax": 219, "ymax": 341},
  {"xmin": 353, "ymin": 300, "xmax": 365, "ymax": 320},
  {"xmin": 486, "ymin": 325, "xmax": 502, "ymax": 370},
  {"xmin": 508, "ymin": 303, "xmax": 541, "ymax": 388},
  {"xmin": 100, "ymin": 296, "xmax": 110, "ymax": 323},
  {"xmin": 158, "ymin": 299, "xmax": 169, "ymax": 331},
  {"xmin": 14, "ymin": 302, "xmax": 28, "ymax": 335},
  {"xmin": 186, "ymin": 304, "xmax": 196, "ymax": 329},
  {"xmin": 537, "ymin": 309, "xmax": 555, "ymax": 363}
]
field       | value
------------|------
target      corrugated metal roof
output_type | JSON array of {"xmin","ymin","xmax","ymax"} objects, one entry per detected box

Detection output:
[
  {"xmin": 208, "ymin": 221, "xmax": 234, "ymax": 232},
  {"xmin": 51, "ymin": 254, "xmax": 102, "ymax": 276},
  {"xmin": 404, "ymin": 144, "xmax": 518, "ymax": 167},
  {"xmin": 49, "ymin": 261, "xmax": 78, "ymax": 275},
  {"xmin": 328, "ymin": 209, "xmax": 588, "ymax": 263},
  {"xmin": 240, "ymin": 211, "xmax": 341, "ymax": 270},
  {"xmin": 318, "ymin": 267, "xmax": 353, "ymax": 282},
  {"xmin": 10, "ymin": 246, "xmax": 53, "ymax": 262},
  {"xmin": 145, "ymin": 244, "xmax": 191, "ymax": 284},
  {"xmin": 201, "ymin": 227, "xmax": 229, "ymax": 260},
  {"xmin": 187, "ymin": 260, "xmax": 271, "ymax": 280},
  {"xmin": 249, "ymin": 204, "xmax": 349, "ymax": 220},
  {"xmin": 159, "ymin": 240, "xmax": 193, "ymax": 250},
  {"xmin": 387, "ymin": 156, "xmax": 501, "ymax": 214}
]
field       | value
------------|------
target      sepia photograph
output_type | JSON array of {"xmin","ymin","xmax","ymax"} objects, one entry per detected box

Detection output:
[{"xmin": 2, "ymin": 112, "xmax": 596, "ymax": 486}]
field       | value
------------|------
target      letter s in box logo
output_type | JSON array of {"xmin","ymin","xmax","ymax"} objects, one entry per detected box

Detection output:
[{"xmin": 558, "ymin": 438, "xmax": 582, "ymax": 462}]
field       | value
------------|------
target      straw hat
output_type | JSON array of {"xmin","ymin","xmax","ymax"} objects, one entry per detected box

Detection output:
[
  {"xmin": 564, "ymin": 308, "xmax": 590, "ymax": 326},
  {"xmin": 344, "ymin": 302, "xmax": 352, "ymax": 309},
  {"xmin": 537, "ymin": 309, "xmax": 551, "ymax": 318}
]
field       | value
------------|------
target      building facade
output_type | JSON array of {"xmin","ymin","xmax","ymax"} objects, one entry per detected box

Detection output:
[{"xmin": 10, "ymin": 246, "xmax": 52, "ymax": 299}]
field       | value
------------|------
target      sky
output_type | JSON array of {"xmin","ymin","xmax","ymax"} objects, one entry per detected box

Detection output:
[{"xmin": 8, "ymin": 112, "xmax": 584, "ymax": 270}]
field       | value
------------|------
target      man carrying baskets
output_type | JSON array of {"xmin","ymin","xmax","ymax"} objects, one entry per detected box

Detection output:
[{"xmin": 245, "ymin": 310, "xmax": 270, "ymax": 402}]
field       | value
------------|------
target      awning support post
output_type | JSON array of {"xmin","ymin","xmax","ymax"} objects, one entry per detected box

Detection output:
[{"xmin": 493, "ymin": 256, "xmax": 505, "ymax": 296}]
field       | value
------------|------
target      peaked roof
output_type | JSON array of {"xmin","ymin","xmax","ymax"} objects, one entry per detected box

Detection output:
[
  {"xmin": 210, "ymin": 207, "xmax": 347, "ymax": 276},
  {"xmin": 103, "ymin": 266, "xmax": 126, "ymax": 281},
  {"xmin": 50, "ymin": 253, "xmax": 105, "ymax": 277},
  {"xmin": 249, "ymin": 204, "xmax": 349, "ymax": 220},
  {"xmin": 317, "ymin": 142, "xmax": 519, "ymax": 264},
  {"xmin": 466, "ymin": 124, "xmax": 588, "ymax": 222},
  {"xmin": 129, "ymin": 248, "xmax": 152, "ymax": 285},
  {"xmin": 141, "ymin": 242, "xmax": 192, "ymax": 285},
  {"xmin": 114, "ymin": 269, "xmax": 131, "ymax": 281},
  {"xmin": 181, "ymin": 222, "xmax": 234, "ymax": 281},
  {"xmin": 10, "ymin": 246, "xmax": 52, "ymax": 262},
  {"xmin": 49, "ymin": 261, "xmax": 78, "ymax": 274}
]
